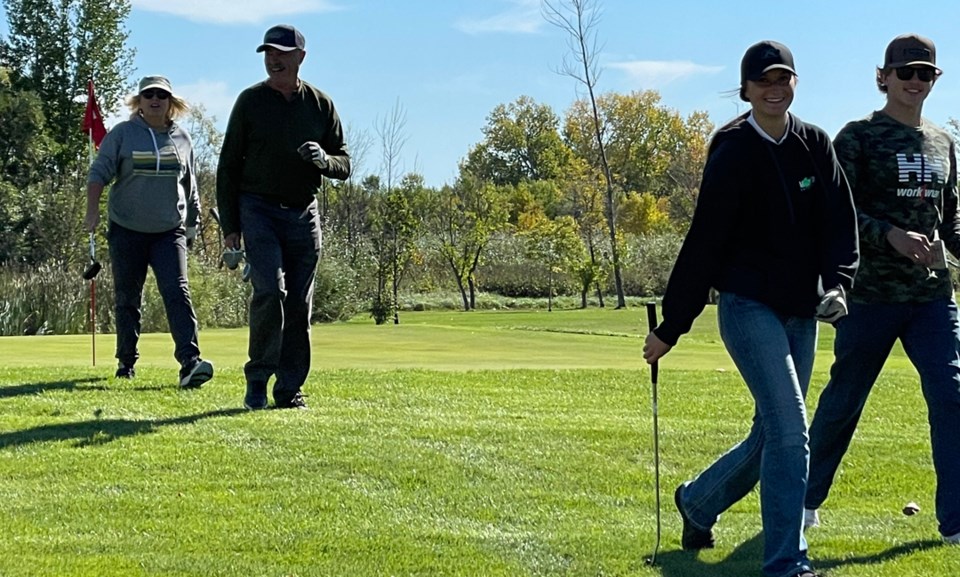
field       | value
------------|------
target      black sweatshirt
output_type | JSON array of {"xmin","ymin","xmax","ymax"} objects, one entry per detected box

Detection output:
[
  {"xmin": 216, "ymin": 80, "xmax": 351, "ymax": 237},
  {"xmin": 654, "ymin": 113, "xmax": 859, "ymax": 346}
]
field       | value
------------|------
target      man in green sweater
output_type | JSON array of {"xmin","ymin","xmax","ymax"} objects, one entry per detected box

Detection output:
[{"xmin": 216, "ymin": 24, "xmax": 351, "ymax": 410}]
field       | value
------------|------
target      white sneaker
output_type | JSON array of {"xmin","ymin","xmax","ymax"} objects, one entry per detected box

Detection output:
[
  {"xmin": 803, "ymin": 508, "xmax": 820, "ymax": 530},
  {"xmin": 944, "ymin": 531, "xmax": 960, "ymax": 544}
]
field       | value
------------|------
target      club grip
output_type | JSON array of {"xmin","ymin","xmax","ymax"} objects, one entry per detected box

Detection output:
[
  {"xmin": 646, "ymin": 302, "xmax": 659, "ymax": 332},
  {"xmin": 646, "ymin": 302, "xmax": 659, "ymax": 382}
]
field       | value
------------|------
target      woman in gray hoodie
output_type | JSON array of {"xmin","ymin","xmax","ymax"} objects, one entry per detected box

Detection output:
[{"xmin": 84, "ymin": 76, "xmax": 213, "ymax": 388}]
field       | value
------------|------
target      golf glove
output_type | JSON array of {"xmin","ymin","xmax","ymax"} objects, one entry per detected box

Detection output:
[
  {"xmin": 298, "ymin": 141, "xmax": 329, "ymax": 169},
  {"xmin": 815, "ymin": 285, "xmax": 847, "ymax": 324},
  {"xmin": 222, "ymin": 248, "xmax": 244, "ymax": 270},
  {"xmin": 185, "ymin": 226, "xmax": 197, "ymax": 249}
]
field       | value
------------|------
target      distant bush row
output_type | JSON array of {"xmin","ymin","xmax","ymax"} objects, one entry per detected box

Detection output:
[{"xmin": 0, "ymin": 232, "xmax": 683, "ymax": 336}]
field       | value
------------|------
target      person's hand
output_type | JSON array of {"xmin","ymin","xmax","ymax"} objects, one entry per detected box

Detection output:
[
  {"xmin": 185, "ymin": 226, "xmax": 197, "ymax": 249},
  {"xmin": 84, "ymin": 209, "xmax": 100, "ymax": 233},
  {"xmin": 224, "ymin": 232, "xmax": 242, "ymax": 251},
  {"xmin": 816, "ymin": 285, "xmax": 847, "ymax": 324},
  {"xmin": 643, "ymin": 332, "xmax": 672, "ymax": 364},
  {"xmin": 886, "ymin": 227, "xmax": 933, "ymax": 266},
  {"xmin": 298, "ymin": 141, "xmax": 329, "ymax": 169}
]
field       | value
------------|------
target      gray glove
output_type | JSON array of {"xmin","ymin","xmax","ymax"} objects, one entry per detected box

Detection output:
[
  {"xmin": 816, "ymin": 285, "xmax": 848, "ymax": 324},
  {"xmin": 222, "ymin": 248, "xmax": 244, "ymax": 270},
  {"xmin": 297, "ymin": 141, "xmax": 329, "ymax": 169}
]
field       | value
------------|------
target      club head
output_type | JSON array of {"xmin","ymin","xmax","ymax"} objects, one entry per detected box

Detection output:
[
  {"xmin": 645, "ymin": 556, "xmax": 657, "ymax": 566},
  {"xmin": 82, "ymin": 261, "xmax": 102, "ymax": 280}
]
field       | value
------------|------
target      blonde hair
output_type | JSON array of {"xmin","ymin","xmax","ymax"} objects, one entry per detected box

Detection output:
[{"xmin": 126, "ymin": 92, "xmax": 190, "ymax": 123}]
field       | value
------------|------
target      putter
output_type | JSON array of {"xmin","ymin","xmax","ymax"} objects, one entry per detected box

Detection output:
[
  {"xmin": 645, "ymin": 301, "xmax": 662, "ymax": 566},
  {"xmin": 82, "ymin": 233, "xmax": 102, "ymax": 367}
]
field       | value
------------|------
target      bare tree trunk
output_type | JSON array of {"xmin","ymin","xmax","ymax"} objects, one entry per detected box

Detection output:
[{"xmin": 542, "ymin": 0, "xmax": 626, "ymax": 308}]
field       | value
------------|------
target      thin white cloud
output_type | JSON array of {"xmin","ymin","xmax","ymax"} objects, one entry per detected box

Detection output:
[
  {"xmin": 455, "ymin": 0, "xmax": 543, "ymax": 35},
  {"xmin": 130, "ymin": 0, "xmax": 341, "ymax": 25},
  {"xmin": 609, "ymin": 60, "xmax": 724, "ymax": 89}
]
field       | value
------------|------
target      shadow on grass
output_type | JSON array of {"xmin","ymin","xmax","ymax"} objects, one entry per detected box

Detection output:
[
  {"xmin": 652, "ymin": 533, "xmax": 944, "ymax": 576},
  {"xmin": 0, "ymin": 377, "xmax": 108, "ymax": 398},
  {"xmin": 0, "ymin": 408, "xmax": 247, "ymax": 449}
]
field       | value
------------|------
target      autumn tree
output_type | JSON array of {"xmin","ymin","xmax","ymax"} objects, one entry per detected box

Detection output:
[
  {"xmin": 462, "ymin": 95, "xmax": 574, "ymax": 186},
  {"xmin": 517, "ymin": 211, "xmax": 585, "ymax": 311},
  {"xmin": 428, "ymin": 174, "xmax": 510, "ymax": 310}
]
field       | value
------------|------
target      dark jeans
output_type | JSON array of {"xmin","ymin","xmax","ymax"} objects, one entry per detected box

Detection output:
[
  {"xmin": 239, "ymin": 194, "xmax": 321, "ymax": 397},
  {"xmin": 807, "ymin": 298, "xmax": 960, "ymax": 537},
  {"xmin": 108, "ymin": 221, "xmax": 201, "ymax": 367}
]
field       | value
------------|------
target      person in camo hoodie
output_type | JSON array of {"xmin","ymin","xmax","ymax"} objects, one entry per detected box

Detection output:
[
  {"xmin": 85, "ymin": 75, "xmax": 214, "ymax": 389},
  {"xmin": 804, "ymin": 34, "xmax": 960, "ymax": 545}
]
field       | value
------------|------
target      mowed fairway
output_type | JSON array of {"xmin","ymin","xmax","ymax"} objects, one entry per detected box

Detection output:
[{"xmin": 0, "ymin": 308, "xmax": 954, "ymax": 576}]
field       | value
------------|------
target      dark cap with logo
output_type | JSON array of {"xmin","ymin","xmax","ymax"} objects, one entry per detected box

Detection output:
[
  {"xmin": 256, "ymin": 24, "xmax": 305, "ymax": 53},
  {"xmin": 883, "ymin": 33, "xmax": 940, "ymax": 71},
  {"xmin": 740, "ymin": 40, "xmax": 797, "ymax": 85}
]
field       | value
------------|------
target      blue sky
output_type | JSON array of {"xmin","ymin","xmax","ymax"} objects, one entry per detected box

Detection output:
[{"xmin": 3, "ymin": 0, "xmax": 959, "ymax": 187}]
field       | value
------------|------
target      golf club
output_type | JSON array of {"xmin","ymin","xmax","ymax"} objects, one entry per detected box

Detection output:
[
  {"xmin": 82, "ymin": 232, "xmax": 102, "ymax": 280},
  {"xmin": 82, "ymin": 233, "xmax": 102, "ymax": 367},
  {"xmin": 644, "ymin": 301, "xmax": 662, "ymax": 566}
]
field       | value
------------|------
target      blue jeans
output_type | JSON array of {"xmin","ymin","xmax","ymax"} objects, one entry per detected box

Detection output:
[
  {"xmin": 108, "ymin": 222, "xmax": 201, "ymax": 367},
  {"xmin": 680, "ymin": 293, "xmax": 816, "ymax": 577},
  {"xmin": 239, "ymin": 194, "xmax": 321, "ymax": 398},
  {"xmin": 807, "ymin": 298, "xmax": 960, "ymax": 537}
]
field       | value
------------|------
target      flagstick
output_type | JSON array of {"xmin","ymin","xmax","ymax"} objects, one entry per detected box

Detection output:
[{"xmin": 88, "ymin": 127, "xmax": 97, "ymax": 367}]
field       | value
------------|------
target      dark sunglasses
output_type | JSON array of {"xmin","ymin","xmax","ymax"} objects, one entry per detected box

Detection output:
[
  {"xmin": 140, "ymin": 89, "xmax": 170, "ymax": 100},
  {"xmin": 895, "ymin": 66, "xmax": 936, "ymax": 82}
]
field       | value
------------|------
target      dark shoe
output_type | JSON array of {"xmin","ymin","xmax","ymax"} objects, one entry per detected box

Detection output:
[
  {"xmin": 179, "ymin": 358, "xmax": 213, "ymax": 389},
  {"xmin": 115, "ymin": 364, "xmax": 135, "ymax": 379},
  {"xmin": 675, "ymin": 484, "xmax": 715, "ymax": 550},
  {"xmin": 244, "ymin": 382, "xmax": 268, "ymax": 410},
  {"xmin": 275, "ymin": 390, "xmax": 308, "ymax": 410}
]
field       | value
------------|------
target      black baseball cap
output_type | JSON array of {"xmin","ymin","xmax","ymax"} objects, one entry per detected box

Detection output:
[
  {"xmin": 883, "ymin": 33, "xmax": 940, "ymax": 72},
  {"xmin": 256, "ymin": 24, "xmax": 305, "ymax": 53},
  {"xmin": 740, "ymin": 40, "xmax": 797, "ymax": 84}
]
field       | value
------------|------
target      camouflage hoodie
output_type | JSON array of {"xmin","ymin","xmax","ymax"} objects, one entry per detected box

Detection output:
[{"xmin": 835, "ymin": 111, "xmax": 960, "ymax": 303}]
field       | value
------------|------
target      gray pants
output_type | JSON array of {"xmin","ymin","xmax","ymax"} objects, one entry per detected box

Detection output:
[
  {"xmin": 109, "ymin": 222, "xmax": 201, "ymax": 367},
  {"xmin": 239, "ymin": 194, "xmax": 321, "ymax": 398}
]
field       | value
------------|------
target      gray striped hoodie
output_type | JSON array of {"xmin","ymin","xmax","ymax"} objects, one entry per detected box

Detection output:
[{"xmin": 88, "ymin": 114, "xmax": 198, "ymax": 233}]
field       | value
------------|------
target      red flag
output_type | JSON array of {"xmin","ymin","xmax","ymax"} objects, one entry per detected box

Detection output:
[{"xmin": 82, "ymin": 79, "xmax": 107, "ymax": 149}]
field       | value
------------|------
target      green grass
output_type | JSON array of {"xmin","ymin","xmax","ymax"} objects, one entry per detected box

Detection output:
[{"xmin": 0, "ymin": 307, "xmax": 952, "ymax": 576}]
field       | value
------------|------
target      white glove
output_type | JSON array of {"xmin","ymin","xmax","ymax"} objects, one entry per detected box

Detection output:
[
  {"xmin": 185, "ymin": 226, "xmax": 197, "ymax": 241},
  {"xmin": 816, "ymin": 285, "xmax": 848, "ymax": 324},
  {"xmin": 298, "ymin": 141, "xmax": 329, "ymax": 169}
]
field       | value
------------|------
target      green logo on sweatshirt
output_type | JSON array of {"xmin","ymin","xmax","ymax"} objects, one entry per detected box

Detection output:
[{"xmin": 799, "ymin": 176, "xmax": 815, "ymax": 191}]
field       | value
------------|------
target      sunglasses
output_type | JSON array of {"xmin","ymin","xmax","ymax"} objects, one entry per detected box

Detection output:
[
  {"xmin": 140, "ymin": 89, "xmax": 170, "ymax": 100},
  {"xmin": 895, "ymin": 67, "xmax": 936, "ymax": 82}
]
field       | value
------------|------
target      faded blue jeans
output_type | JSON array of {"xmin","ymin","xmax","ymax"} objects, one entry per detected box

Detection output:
[
  {"xmin": 109, "ymin": 221, "xmax": 201, "ymax": 367},
  {"xmin": 680, "ymin": 292, "xmax": 816, "ymax": 577},
  {"xmin": 807, "ymin": 298, "xmax": 960, "ymax": 538},
  {"xmin": 239, "ymin": 194, "xmax": 321, "ymax": 400}
]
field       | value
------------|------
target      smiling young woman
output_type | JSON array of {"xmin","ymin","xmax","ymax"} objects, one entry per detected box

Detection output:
[{"xmin": 642, "ymin": 40, "xmax": 858, "ymax": 577}]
